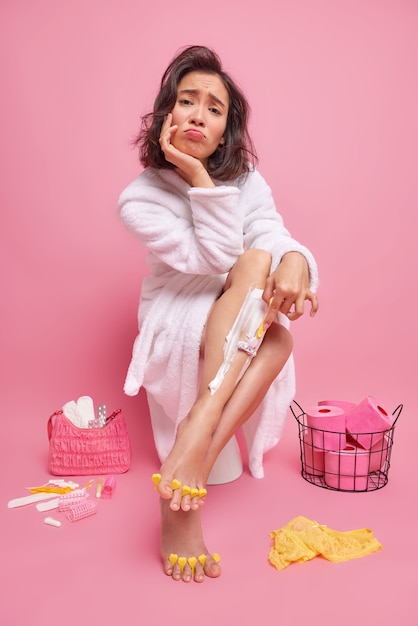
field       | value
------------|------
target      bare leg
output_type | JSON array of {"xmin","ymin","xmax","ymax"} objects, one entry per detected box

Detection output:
[
  {"xmin": 157, "ymin": 249, "xmax": 293, "ymax": 582},
  {"xmin": 156, "ymin": 249, "xmax": 273, "ymax": 510},
  {"xmin": 159, "ymin": 324, "xmax": 292, "ymax": 582},
  {"xmin": 202, "ymin": 322, "xmax": 293, "ymax": 481}
]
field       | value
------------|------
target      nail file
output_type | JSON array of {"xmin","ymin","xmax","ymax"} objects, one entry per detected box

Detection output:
[
  {"xmin": 8, "ymin": 493, "xmax": 61, "ymax": 509},
  {"xmin": 36, "ymin": 497, "xmax": 60, "ymax": 512}
]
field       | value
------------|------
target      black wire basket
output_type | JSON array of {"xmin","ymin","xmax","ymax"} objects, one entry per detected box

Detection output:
[{"xmin": 291, "ymin": 401, "xmax": 402, "ymax": 492}]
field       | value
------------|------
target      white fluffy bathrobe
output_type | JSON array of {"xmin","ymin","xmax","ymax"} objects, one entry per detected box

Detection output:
[{"xmin": 119, "ymin": 167, "xmax": 318, "ymax": 478}]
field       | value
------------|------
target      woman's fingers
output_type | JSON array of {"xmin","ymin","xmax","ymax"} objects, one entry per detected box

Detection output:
[
  {"xmin": 159, "ymin": 115, "xmax": 176, "ymax": 152},
  {"xmin": 261, "ymin": 295, "xmax": 281, "ymax": 330},
  {"xmin": 307, "ymin": 290, "xmax": 319, "ymax": 317},
  {"xmin": 262, "ymin": 287, "xmax": 318, "ymax": 328}
]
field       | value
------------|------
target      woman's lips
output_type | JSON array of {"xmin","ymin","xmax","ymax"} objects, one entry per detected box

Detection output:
[{"xmin": 185, "ymin": 129, "xmax": 205, "ymax": 140}]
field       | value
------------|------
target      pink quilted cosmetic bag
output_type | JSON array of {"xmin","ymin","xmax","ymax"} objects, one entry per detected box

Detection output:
[{"xmin": 47, "ymin": 409, "xmax": 131, "ymax": 475}]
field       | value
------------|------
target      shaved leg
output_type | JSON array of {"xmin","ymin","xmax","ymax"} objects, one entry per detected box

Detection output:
[
  {"xmin": 156, "ymin": 249, "xmax": 293, "ymax": 581},
  {"xmin": 155, "ymin": 250, "xmax": 273, "ymax": 510}
]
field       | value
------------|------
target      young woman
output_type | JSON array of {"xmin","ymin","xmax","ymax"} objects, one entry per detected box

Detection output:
[{"xmin": 119, "ymin": 45, "xmax": 319, "ymax": 583}]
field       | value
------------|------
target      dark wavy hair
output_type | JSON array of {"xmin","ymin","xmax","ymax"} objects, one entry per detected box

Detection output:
[{"xmin": 135, "ymin": 45, "xmax": 257, "ymax": 181}]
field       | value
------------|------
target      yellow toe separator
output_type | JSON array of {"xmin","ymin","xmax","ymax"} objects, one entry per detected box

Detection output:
[
  {"xmin": 198, "ymin": 488, "xmax": 207, "ymax": 498},
  {"xmin": 178, "ymin": 557, "xmax": 187, "ymax": 573},
  {"xmin": 152, "ymin": 474, "xmax": 181, "ymax": 493},
  {"xmin": 190, "ymin": 488, "xmax": 199, "ymax": 499},
  {"xmin": 168, "ymin": 553, "xmax": 178, "ymax": 567},
  {"xmin": 151, "ymin": 473, "xmax": 161, "ymax": 489},
  {"xmin": 197, "ymin": 553, "xmax": 220, "ymax": 566},
  {"xmin": 181, "ymin": 485, "xmax": 191, "ymax": 497},
  {"xmin": 188, "ymin": 557, "xmax": 197, "ymax": 575}
]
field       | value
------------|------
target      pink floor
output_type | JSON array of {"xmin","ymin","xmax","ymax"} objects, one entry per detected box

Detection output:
[{"xmin": 1, "ymin": 387, "xmax": 415, "ymax": 626}]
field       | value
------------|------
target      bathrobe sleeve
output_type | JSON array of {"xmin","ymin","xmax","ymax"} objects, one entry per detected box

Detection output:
[
  {"xmin": 118, "ymin": 169, "xmax": 244, "ymax": 275},
  {"xmin": 242, "ymin": 170, "xmax": 319, "ymax": 292}
]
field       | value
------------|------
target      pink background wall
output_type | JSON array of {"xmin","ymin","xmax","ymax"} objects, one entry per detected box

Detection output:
[
  {"xmin": 1, "ymin": 0, "xmax": 416, "ymax": 424},
  {"xmin": 1, "ymin": 2, "xmax": 417, "ymax": 625}
]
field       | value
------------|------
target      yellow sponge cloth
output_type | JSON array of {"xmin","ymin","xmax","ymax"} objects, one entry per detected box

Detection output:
[{"xmin": 269, "ymin": 515, "xmax": 382, "ymax": 570}]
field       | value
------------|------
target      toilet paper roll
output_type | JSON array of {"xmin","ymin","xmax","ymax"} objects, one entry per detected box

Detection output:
[
  {"xmin": 346, "ymin": 396, "xmax": 392, "ymax": 450},
  {"xmin": 306, "ymin": 405, "xmax": 346, "ymax": 451},
  {"xmin": 318, "ymin": 400, "xmax": 356, "ymax": 413},
  {"xmin": 324, "ymin": 445, "xmax": 370, "ymax": 491},
  {"xmin": 369, "ymin": 434, "xmax": 390, "ymax": 473},
  {"xmin": 302, "ymin": 431, "xmax": 325, "ymax": 476}
]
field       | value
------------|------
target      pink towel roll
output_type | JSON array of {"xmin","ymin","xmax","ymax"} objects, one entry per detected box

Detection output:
[
  {"xmin": 306, "ymin": 405, "xmax": 346, "ymax": 451},
  {"xmin": 346, "ymin": 396, "xmax": 392, "ymax": 450},
  {"xmin": 324, "ymin": 444, "xmax": 370, "ymax": 491}
]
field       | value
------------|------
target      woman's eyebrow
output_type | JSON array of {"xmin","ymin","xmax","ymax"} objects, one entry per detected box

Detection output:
[{"xmin": 178, "ymin": 88, "xmax": 226, "ymax": 109}]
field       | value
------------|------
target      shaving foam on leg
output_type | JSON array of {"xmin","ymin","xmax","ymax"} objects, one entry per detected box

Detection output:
[{"xmin": 208, "ymin": 287, "xmax": 268, "ymax": 394}]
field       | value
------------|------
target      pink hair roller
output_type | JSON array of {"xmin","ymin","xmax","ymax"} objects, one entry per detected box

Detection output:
[
  {"xmin": 66, "ymin": 499, "xmax": 98, "ymax": 522},
  {"xmin": 58, "ymin": 490, "xmax": 89, "ymax": 511}
]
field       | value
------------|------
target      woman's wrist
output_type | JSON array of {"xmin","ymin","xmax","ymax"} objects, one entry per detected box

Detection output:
[{"xmin": 189, "ymin": 166, "xmax": 215, "ymax": 188}]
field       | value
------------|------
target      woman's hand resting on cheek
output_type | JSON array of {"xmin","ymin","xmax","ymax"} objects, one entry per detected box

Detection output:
[
  {"xmin": 262, "ymin": 252, "xmax": 318, "ymax": 329},
  {"xmin": 159, "ymin": 113, "xmax": 215, "ymax": 188}
]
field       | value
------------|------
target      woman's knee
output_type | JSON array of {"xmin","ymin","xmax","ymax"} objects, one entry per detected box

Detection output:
[
  {"xmin": 240, "ymin": 249, "xmax": 272, "ymax": 272},
  {"xmin": 227, "ymin": 249, "xmax": 272, "ymax": 286}
]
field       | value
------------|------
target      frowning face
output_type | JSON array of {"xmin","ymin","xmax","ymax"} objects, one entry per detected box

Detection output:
[{"xmin": 170, "ymin": 71, "xmax": 229, "ymax": 166}]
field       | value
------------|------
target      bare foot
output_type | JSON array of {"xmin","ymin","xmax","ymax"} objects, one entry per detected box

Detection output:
[
  {"xmin": 156, "ymin": 407, "xmax": 214, "ymax": 511},
  {"xmin": 160, "ymin": 499, "xmax": 221, "ymax": 583}
]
